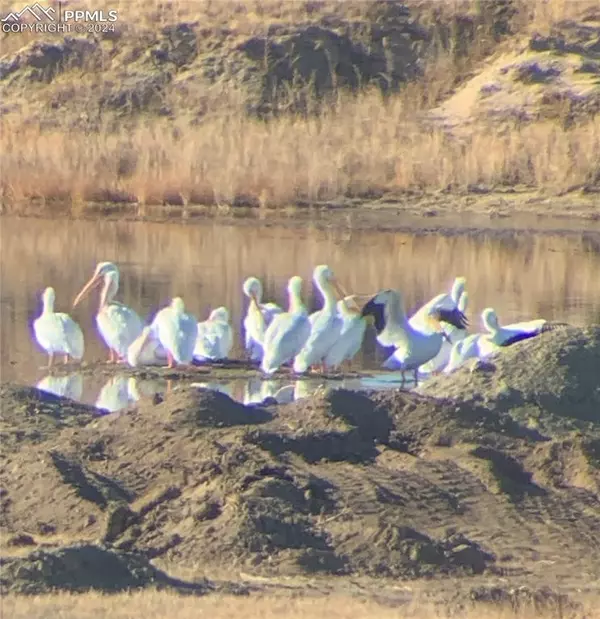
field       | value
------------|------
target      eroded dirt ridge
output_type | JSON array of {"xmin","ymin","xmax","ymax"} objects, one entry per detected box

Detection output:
[{"xmin": 1, "ymin": 327, "xmax": 600, "ymax": 604}]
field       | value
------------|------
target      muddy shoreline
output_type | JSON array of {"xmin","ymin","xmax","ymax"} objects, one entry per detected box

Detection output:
[{"xmin": 5, "ymin": 192, "xmax": 600, "ymax": 240}]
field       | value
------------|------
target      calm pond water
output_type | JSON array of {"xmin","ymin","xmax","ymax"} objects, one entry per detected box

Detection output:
[{"xmin": 2, "ymin": 216, "xmax": 599, "ymax": 410}]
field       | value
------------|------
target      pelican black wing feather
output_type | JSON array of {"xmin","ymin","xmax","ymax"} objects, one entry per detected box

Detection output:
[
  {"xmin": 435, "ymin": 307, "xmax": 469, "ymax": 330},
  {"xmin": 361, "ymin": 298, "xmax": 387, "ymax": 335},
  {"xmin": 500, "ymin": 321, "xmax": 570, "ymax": 347}
]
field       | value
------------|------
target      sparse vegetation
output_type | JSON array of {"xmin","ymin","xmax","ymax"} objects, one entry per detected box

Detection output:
[
  {"xmin": 1, "ymin": 0, "xmax": 599, "ymax": 213},
  {"xmin": 3, "ymin": 591, "xmax": 600, "ymax": 619}
]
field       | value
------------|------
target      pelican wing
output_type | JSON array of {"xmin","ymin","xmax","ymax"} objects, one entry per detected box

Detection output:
[
  {"xmin": 293, "ymin": 312, "xmax": 343, "ymax": 372},
  {"xmin": 195, "ymin": 320, "xmax": 233, "ymax": 361},
  {"xmin": 33, "ymin": 312, "xmax": 84, "ymax": 359},
  {"xmin": 444, "ymin": 334, "xmax": 482, "ymax": 373},
  {"xmin": 58, "ymin": 314, "xmax": 85, "ymax": 359},
  {"xmin": 262, "ymin": 312, "xmax": 311, "ymax": 374},
  {"xmin": 433, "ymin": 307, "xmax": 469, "ymax": 330},
  {"xmin": 97, "ymin": 303, "xmax": 144, "ymax": 358},
  {"xmin": 409, "ymin": 293, "xmax": 454, "ymax": 332},
  {"xmin": 495, "ymin": 320, "xmax": 566, "ymax": 347},
  {"xmin": 243, "ymin": 302, "xmax": 281, "ymax": 360},
  {"xmin": 127, "ymin": 326, "xmax": 166, "ymax": 366},
  {"xmin": 156, "ymin": 310, "xmax": 198, "ymax": 364},
  {"xmin": 324, "ymin": 316, "xmax": 367, "ymax": 369}
]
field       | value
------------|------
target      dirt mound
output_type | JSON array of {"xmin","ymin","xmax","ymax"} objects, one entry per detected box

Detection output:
[
  {"xmin": 417, "ymin": 326, "xmax": 600, "ymax": 432},
  {"xmin": 0, "ymin": 384, "xmax": 98, "ymax": 453},
  {"xmin": 0, "ymin": 543, "xmax": 208, "ymax": 594},
  {"xmin": 3, "ymin": 378, "xmax": 600, "ymax": 591}
]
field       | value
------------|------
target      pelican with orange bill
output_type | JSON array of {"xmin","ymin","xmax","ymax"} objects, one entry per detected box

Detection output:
[{"xmin": 72, "ymin": 262, "xmax": 144, "ymax": 363}]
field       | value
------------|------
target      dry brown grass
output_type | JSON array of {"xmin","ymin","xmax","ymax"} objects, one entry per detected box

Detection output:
[
  {"xmin": 2, "ymin": 94, "xmax": 599, "ymax": 209},
  {"xmin": 1, "ymin": 0, "xmax": 599, "ymax": 210},
  {"xmin": 3, "ymin": 591, "xmax": 600, "ymax": 619}
]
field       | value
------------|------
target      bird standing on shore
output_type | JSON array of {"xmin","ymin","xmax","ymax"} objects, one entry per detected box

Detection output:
[
  {"xmin": 261, "ymin": 276, "xmax": 311, "ymax": 375},
  {"xmin": 242, "ymin": 277, "xmax": 282, "ymax": 362},
  {"xmin": 33, "ymin": 286, "xmax": 84, "ymax": 368},
  {"xmin": 444, "ymin": 307, "xmax": 564, "ymax": 373},
  {"xmin": 147, "ymin": 297, "xmax": 198, "ymax": 368},
  {"xmin": 72, "ymin": 262, "xmax": 143, "ymax": 363},
  {"xmin": 293, "ymin": 265, "xmax": 348, "ymax": 374},
  {"xmin": 322, "ymin": 296, "xmax": 369, "ymax": 371},
  {"xmin": 362, "ymin": 288, "xmax": 468, "ymax": 384}
]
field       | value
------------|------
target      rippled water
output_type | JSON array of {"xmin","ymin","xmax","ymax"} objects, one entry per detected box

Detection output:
[{"xmin": 2, "ymin": 216, "xmax": 599, "ymax": 411}]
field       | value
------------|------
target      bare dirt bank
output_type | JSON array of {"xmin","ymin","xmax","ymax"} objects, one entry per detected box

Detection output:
[{"xmin": 1, "ymin": 326, "xmax": 600, "ymax": 614}]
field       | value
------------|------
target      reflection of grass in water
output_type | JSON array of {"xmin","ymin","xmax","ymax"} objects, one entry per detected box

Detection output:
[
  {"xmin": 2, "ymin": 218, "xmax": 600, "ymax": 380},
  {"xmin": 2, "ymin": 589, "xmax": 598, "ymax": 619}
]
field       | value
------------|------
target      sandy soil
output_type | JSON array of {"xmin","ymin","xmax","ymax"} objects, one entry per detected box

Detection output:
[{"xmin": 1, "ymin": 326, "xmax": 600, "ymax": 614}]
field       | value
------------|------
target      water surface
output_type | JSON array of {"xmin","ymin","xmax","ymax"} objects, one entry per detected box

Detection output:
[{"xmin": 2, "ymin": 216, "xmax": 599, "ymax": 409}]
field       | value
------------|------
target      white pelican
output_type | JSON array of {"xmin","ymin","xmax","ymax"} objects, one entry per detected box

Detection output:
[
  {"xmin": 33, "ymin": 287, "xmax": 85, "ymax": 368},
  {"xmin": 144, "ymin": 297, "xmax": 198, "ymax": 368},
  {"xmin": 194, "ymin": 306, "xmax": 233, "ymax": 362},
  {"xmin": 409, "ymin": 276, "xmax": 467, "ymax": 334},
  {"xmin": 444, "ymin": 307, "xmax": 565, "ymax": 373},
  {"xmin": 242, "ymin": 277, "xmax": 283, "ymax": 362},
  {"xmin": 293, "ymin": 265, "xmax": 347, "ymax": 374},
  {"xmin": 322, "ymin": 296, "xmax": 368, "ymax": 371},
  {"xmin": 261, "ymin": 276, "xmax": 311, "ymax": 375},
  {"xmin": 361, "ymin": 288, "xmax": 468, "ymax": 384},
  {"xmin": 419, "ymin": 290, "xmax": 470, "ymax": 377},
  {"xmin": 126, "ymin": 326, "xmax": 168, "ymax": 367},
  {"xmin": 73, "ymin": 262, "xmax": 143, "ymax": 363}
]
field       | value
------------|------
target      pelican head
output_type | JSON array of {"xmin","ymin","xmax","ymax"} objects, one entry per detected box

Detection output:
[
  {"xmin": 312, "ymin": 264, "xmax": 347, "ymax": 299},
  {"xmin": 73, "ymin": 262, "xmax": 120, "ymax": 310},
  {"xmin": 209, "ymin": 306, "xmax": 230, "ymax": 322},
  {"xmin": 42, "ymin": 286, "xmax": 56, "ymax": 312},
  {"xmin": 482, "ymin": 308, "xmax": 500, "ymax": 332},
  {"xmin": 450, "ymin": 276, "xmax": 467, "ymax": 305},
  {"xmin": 361, "ymin": 289, "xmax": 398, "ymax": 334},
  {"xmin": 288, "ymin": 275, "xmax": 303, "ymax": 296},
  {"xmin": 243, "ymin": 277, "xmax": 262, "ymax": 304},
  {"xmin": 170, "ymin": 297, "xmax": 186, "ymax": 314}
]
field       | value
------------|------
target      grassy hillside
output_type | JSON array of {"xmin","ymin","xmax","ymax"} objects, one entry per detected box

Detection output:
[{"xmin": 1, "ymin": 0, "xmax": 599, "ymax": 213}]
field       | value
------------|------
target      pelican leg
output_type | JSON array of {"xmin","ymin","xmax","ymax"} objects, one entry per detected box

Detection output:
[
  {"xmin": 107, "ymin": 349, "xmax": 116, "ymax": 364},
  {"xmin": 63, "ymin": 354, "xmax": 69, "ymax": 365},
  {"xmin": 166, "ymin": 351, "xmax": 175, "ymax": 369},
  {"xmin": 47, "ymin": 353, "xmax": 54, "ymax": 369}
]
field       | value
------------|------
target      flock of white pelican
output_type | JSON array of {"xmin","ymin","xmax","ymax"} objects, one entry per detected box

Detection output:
[{"xmin": 32, "ymin": 261, "xmax": 555, "ymax": 384}]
